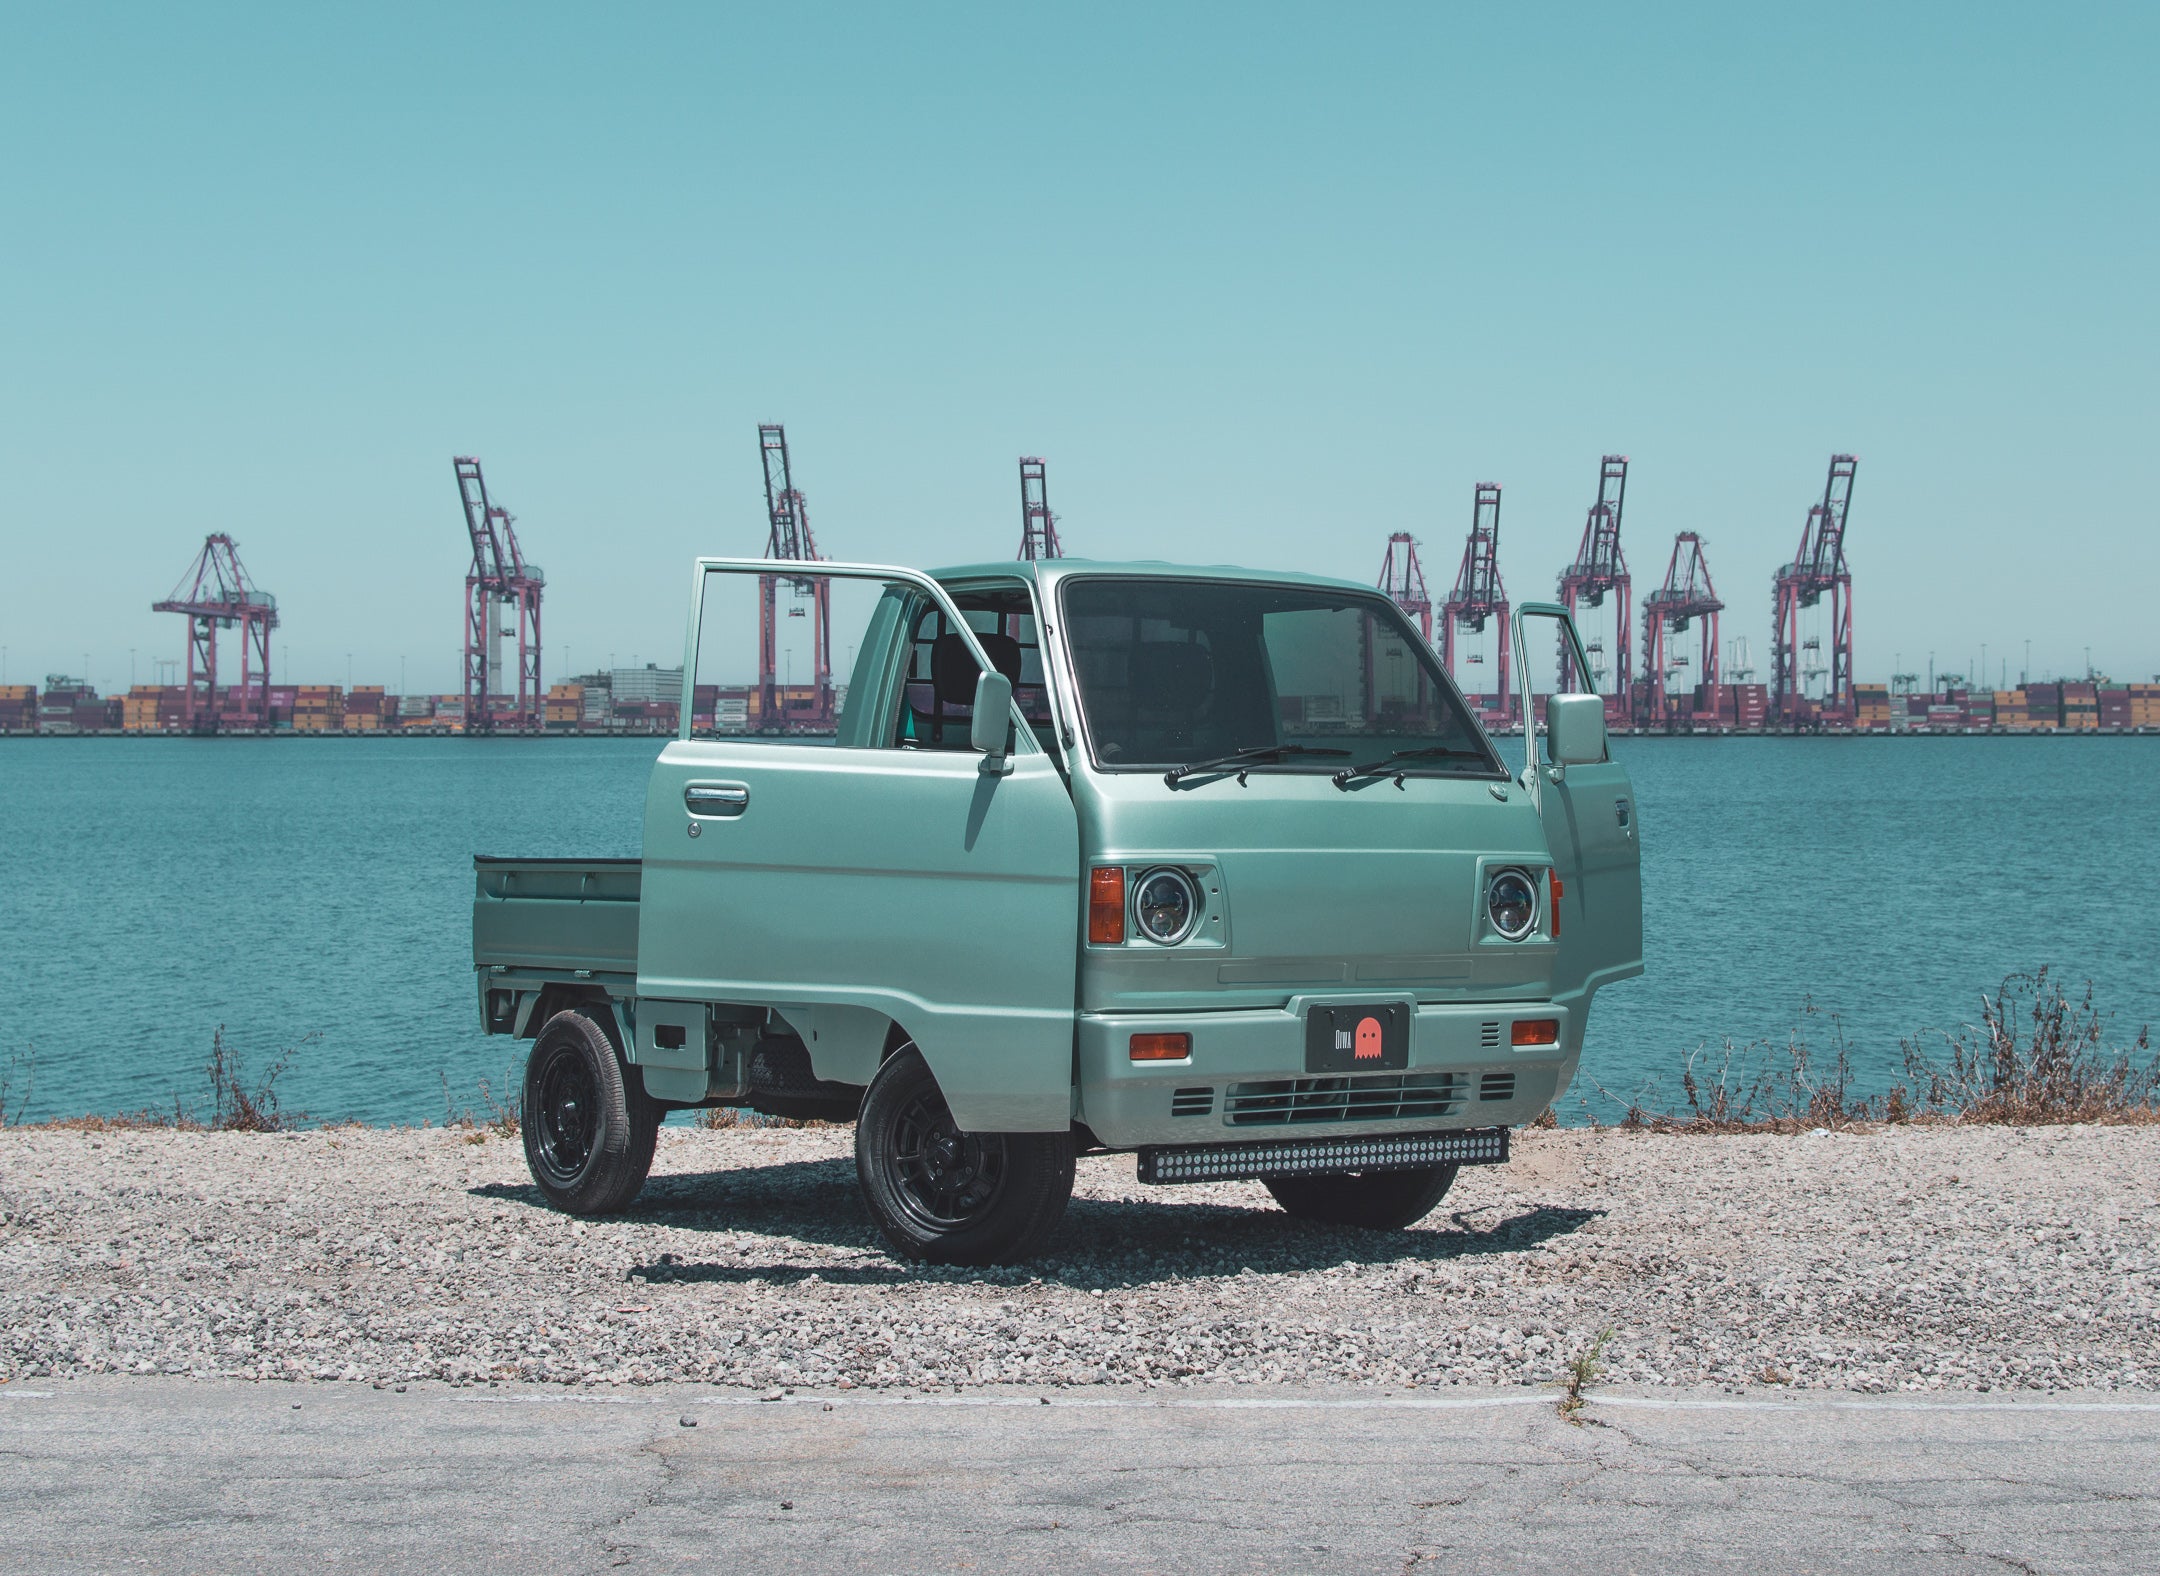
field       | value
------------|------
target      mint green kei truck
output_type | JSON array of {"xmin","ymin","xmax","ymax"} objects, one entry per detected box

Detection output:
[{"xmin": 472, "ymin": 556, "xmax": 1641, "ymax": 1265}]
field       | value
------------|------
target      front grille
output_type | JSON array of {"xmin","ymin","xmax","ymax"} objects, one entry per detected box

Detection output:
[
  {"xmin": 1171, "ymin": 1086, "xmax": 1214, "ymax": 1118},
  {"xmin": 1480, "ymin": 1020, "xmax": 1502, "ymax": 1048},
  {"xmin": 1139, "ymin": 1126, "xmax": 1510, "ymax": 1184},
  {"xmin": 1480, "ymin": 1071, "xmax": 1516, "ymax": 1102},
  {"xmin": 1224, "ymin": 1073, "xmax": 1464, "ymax": 1127}
]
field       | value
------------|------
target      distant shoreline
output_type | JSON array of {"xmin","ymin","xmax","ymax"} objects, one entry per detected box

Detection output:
[{"xmin": 6, "ymin": 728, "xmax": 2158, "ymax": 742}]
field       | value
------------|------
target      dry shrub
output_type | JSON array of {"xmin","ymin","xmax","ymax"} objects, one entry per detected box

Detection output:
[
  {"xmin": 1897, "ymin": 967, "xmax": 2157, "ymax": 1126},
  {"xmin": 0, "ymin": 1047, "xmax": 32, "ymax": 1128},
  {"xmin": 440, "ymin": 1069, "xmax": 521, "ymax": 1137},
  {"xmin": 693, "ymin": 1106, "xmax": 818, "ymax": 1130},
  {"xmin": 1613, "ymin": 972, "xmax": 2156, "ymax": 1134},
  {"xmin": 204, "ymin": 1026, "xmax": 309, "ymax": 1132},
  {"xmin": 27, "ymin": 1027, "xmax": 313, "ymax": 1133}
]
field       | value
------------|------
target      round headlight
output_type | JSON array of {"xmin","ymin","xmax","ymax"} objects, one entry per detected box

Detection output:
[
  {"xmin": 1486, "ymin": 869, "xmax": 1537, "ymax": 940},
  {"xmin": 1131, "ymin": 867, "xmax": 1200, "ymax": 945}
]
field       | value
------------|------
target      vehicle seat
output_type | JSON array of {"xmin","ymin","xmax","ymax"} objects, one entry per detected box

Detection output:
[{"xmin": 908, "ymin": 630, "xmax": 1023, "ymax": 748}]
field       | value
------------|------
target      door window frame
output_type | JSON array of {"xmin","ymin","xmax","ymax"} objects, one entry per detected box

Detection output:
[
  {"xmin": 1511, "ymin": 601, "xmax": 1603, "ymax": 809},
  {"xmin": 678, "ymin": 558, "xmax": 1038, "ymax": 754}
]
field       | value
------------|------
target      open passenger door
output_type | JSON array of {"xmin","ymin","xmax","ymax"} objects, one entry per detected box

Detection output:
[
  {"xmin": 637, "ymin": 559, "xmax": 1080, "ymax": 1133},
  {"xmin": 1511, "ymin": 603, "xmax": 1644, "ymax": 1003}
]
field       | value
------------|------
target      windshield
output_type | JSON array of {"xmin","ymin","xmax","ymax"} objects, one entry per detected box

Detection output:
[{"xmin": 1058, "ymin": 577, "xmax": 1503, "ymax": 776}]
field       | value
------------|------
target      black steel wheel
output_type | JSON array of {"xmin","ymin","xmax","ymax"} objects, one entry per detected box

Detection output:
[
  {"xmin": 520, "ymin": 1008, "xmax": 659, "ymax": 1216},
  {"xmin": 1263, "ymin": 1163, "xmax": 1459, "ymax": 1230},
  {"xmin": 854, "ymin": 1048, "xmax": 1073, "ymax": 1265}
]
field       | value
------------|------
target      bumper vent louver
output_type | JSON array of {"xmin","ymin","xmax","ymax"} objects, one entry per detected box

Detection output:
[
  {"xmin": 1171, "ymin": 1086, "xmax": 1215, "ymax": 1118},
  {"xmin": 1480, "ymin": 1071, "xmax": 1516, "ymax": 1102},
  {"xmin": 1480, "ymin": 1021, "xmax": 1502, "ymax": 1048},
  {"xmin": 1224, "ymin": 1073, "xmax": 1464, "ymax": 1127}
]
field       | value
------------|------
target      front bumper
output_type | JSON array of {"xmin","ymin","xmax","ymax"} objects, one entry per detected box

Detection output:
[{"xmin": 1076, "ymin": 998, "xmax": 1576, "ymax": 1149}]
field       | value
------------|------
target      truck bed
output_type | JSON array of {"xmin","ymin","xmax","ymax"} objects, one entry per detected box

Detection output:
[{"xmin": 471, "ymin": 856, "xmax": 640, "ymax": 980}]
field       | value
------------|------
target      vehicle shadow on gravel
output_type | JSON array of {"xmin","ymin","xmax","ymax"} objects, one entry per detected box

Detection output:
[{"xmin": 471, "ymin": 1158, "xmax": 1603, "ymax": 1289}]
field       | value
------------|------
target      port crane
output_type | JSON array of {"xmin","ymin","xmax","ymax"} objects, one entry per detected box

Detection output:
[
  {"xmin": 758, "ymin": 423, "xmax": 833, "ymax": 731},
  {"xmin": 152, "ymin": 534, "xmax": 278, "ymax": 733},
  {"xmin": 1770, "ymin": 454, "xmax": 1857, "ymax": 725},
  {"xmin": 1439, "ymin": 483, "xmax": 1511, "ymax": 722},
  {"xmin": 1017, "ymin": 457, "xmax": 1064, "ymax": 560},
  {"xmin": 1376, "ymin": 532, "xmax": 1433, "ymax": 642},
  {"xmin": 1556, "ymin": 455, "xmax": 1632, "ymax": 712},
  {"xmin": 455, "ymin": 457, "xmax": 544, "ymax": 734},
  {"xmin": 1638, "ymin": 532, "xmax": 1722, "ymax": 728}
]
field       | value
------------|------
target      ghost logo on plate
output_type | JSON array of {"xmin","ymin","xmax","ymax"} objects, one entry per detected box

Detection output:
[{"xmin": 1354, "ymin": 1016, "xmax": 1384, "ymax": 1060}]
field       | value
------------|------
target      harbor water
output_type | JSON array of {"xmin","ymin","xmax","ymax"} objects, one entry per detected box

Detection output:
[{"xmin": 3, "ymin": 735, "xmax": 2155, "ymax": 1125}]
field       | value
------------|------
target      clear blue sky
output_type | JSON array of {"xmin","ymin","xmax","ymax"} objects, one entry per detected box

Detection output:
[{"xmin": 2, "ymin": 2, "xmax": 2153, "ymax": 695}]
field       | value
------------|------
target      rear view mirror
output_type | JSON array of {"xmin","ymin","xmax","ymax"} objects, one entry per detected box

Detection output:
[
  {"xmin": 1547, "ymin": 694, "xmax": 1606, "ymax": 766},
  {"xmin": 970, "ymin": 670, "xmax": 1014, "ymax": 759}
]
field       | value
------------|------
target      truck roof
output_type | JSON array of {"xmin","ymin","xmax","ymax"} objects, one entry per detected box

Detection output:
[{"xmin": 929, "ymin": 558, "xmax": 1383, "ymax": 599}]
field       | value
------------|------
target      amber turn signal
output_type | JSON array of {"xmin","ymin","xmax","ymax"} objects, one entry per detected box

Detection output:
[
  {"xmin": 1511, "ymin": 1018, "xmax": 1560, "ymax": 1047},
  {"xmin": 1548, "ymin": 871, "xmax": 1564, "ymax": 938},
  {"xmin": 1130, "ymin": 1033, "xmax": 1192, "ymax": 1061},
  {"xmin": 1089, "ymin": 866, "xmax": 1127, "ymax": 944}
]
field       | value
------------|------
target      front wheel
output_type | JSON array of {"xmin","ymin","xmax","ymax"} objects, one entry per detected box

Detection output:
[
  {"xmin": 854, "ymin": 1049, "xmax": 1074, "ymax": 1265},
  {"xmin": 521, "ymin": 1009, "xmax": 660, "ymax": 1215},
  {"xmin": 1264, "ymin": 1163, "xmax": 1459, "ymax": 1230}
]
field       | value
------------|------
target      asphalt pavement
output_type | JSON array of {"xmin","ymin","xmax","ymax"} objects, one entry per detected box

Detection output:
[{"xmin": 3, "ymin": 1379, "xmax": 2155, "ymax": 1573}]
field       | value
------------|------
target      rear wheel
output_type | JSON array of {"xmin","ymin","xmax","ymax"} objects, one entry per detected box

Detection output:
[
  {"xmin": 854, "ymin": 1049, "xmax": 1074, "ymax": 1265},
  {"xmin": 1264, "ymin": 1163, "xmax": 1459, "ymax": 1230},
  {"xmin": 521, "ymin": 1009, "xmax": 660, "ymax": 1215}
]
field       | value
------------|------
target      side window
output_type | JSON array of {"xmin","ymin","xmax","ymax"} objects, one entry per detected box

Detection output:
[
  {"xmin": 896, "ymin": 586, "xmax": 1056, "ymax": 751},
  {"xmin": 688, "ymin": 567, "xmax": 915, "ymax": 746}
]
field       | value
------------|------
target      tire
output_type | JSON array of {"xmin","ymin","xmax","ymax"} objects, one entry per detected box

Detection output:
[
  {"xmin": 1263, "ymin": 1163, "xmax": 1459, "ymax": 1230},
  {"xmin": 854, "ymin": 1049, "xmax": 1074, "ymax": 1266},
  {"xmin": 521, "ymin": 1008, "xmax": 660, "ymax": 1216}
]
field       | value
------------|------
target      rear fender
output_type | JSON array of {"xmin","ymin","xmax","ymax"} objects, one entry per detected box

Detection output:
[
  {"xmin": 769, "ymin": 1003, "xmax": 899, "ymax": 1088},
  {"xmin": 531, "ymin": 987, "xmax": 628, "ymax": 1056}
]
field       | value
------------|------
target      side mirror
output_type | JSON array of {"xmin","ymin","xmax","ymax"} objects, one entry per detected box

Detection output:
[
  {"xmin": 970, "ymin": 669, "xmax": 1014, "ymax": 760},
  {"xmin": 1546, "ymin": 693, "xmax": 1606, "ymax": 766}
]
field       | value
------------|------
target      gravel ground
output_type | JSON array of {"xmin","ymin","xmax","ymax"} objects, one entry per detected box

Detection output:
[{"xmin": 1, "ymin": 1123, "xmax": 2153, "ymax": 1395}]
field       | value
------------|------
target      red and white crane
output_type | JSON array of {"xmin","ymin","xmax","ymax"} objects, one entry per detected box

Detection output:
[
  {"xmin": 1556, "ymin": 455, "xmax": 1632, "ymax": 718},
  {"xmin": 455, "ymin": 456, "xmax": 544, "ymax": 735},
  {"xmin": 1377, "ymin": 532, "xmax": 1433, "ymax": 642},
  {"xmin": 1017, "ymin": 457, "xmax": 1064, "ymax": 560},
  {"xmin": 757, "ymin": 423, "xmax": 833, "ymax": 731},
  {"xmin": 1770, "ymin": 454, "xmax": 1857, "ymax": 726},
  {"xmin": 1440, "ymin": 483, "xmax": 1511, "ymax": 722},
  {"xmin": 1638, "ymin": 532, "xmax": 1722, "ymax": 728},
  {"xmin": 153, "ymin": 534, "xmax": 278, "ymax": 733}
]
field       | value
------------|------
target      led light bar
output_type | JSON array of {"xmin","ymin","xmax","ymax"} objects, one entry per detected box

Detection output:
[{"xmin": 1136, "ymin": 1127, "xmax": 1510, "ymax": 1185}]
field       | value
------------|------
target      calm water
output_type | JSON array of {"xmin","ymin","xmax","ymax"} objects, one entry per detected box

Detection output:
[{"xmin": 3, "ymin": 736, "xmax": 2156, "ymax": 1124}]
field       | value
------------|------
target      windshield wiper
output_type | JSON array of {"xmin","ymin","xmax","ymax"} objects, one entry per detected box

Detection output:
[
  {"xmin": 1331, "ymin": 745, "xmax": 1488, "ymax": 789},
  {"xmin": 1163, "ymin": 744, "xmax": 1350, "ymax": 788}
]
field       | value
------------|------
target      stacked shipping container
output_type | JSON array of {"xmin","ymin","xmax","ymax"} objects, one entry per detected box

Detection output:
[
  {"xmin": 293, "ymin": 685, "xmax": 342, "ymax": 733},
  {"xmin": 341, "ymin": 686, "xmax": 394, "ymax": 732},
  {"xmin": 544, "ymin": 683, "xmax": 584, "ymax": 730},
  {"xmin": 16, "ymin": 669, "xmax": 2153, "ymax": 739}
]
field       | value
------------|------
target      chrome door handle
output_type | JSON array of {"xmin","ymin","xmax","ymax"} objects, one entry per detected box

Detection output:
[{"xmin": 685, "ymin": 782, "xmax": 750, "ymax": 818}]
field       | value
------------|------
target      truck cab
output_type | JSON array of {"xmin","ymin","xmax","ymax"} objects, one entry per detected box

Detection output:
[{"xmin": 472, "ymin": 556, "xmax": 1641, "ymax": 1264}]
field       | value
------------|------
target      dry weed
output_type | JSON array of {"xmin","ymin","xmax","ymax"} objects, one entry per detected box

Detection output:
[{"xmin": 1604, "ymin": 972, "xmax": 2156, "ymax": 1134}]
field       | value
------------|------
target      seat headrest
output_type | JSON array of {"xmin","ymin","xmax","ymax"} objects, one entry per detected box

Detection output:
[
  {"xmin": 931, "ymin": 630, "xmax": 1023, "ymax": 707},
  {"xmin": 1129, "ymin": 641, "xmax": 1214, "ymax": 714}
]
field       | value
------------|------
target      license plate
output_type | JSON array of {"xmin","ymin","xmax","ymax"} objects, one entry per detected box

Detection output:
[{"xmin": 1304, "ymin": 1003, "xmax": 1410, "ymax": 1073}]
